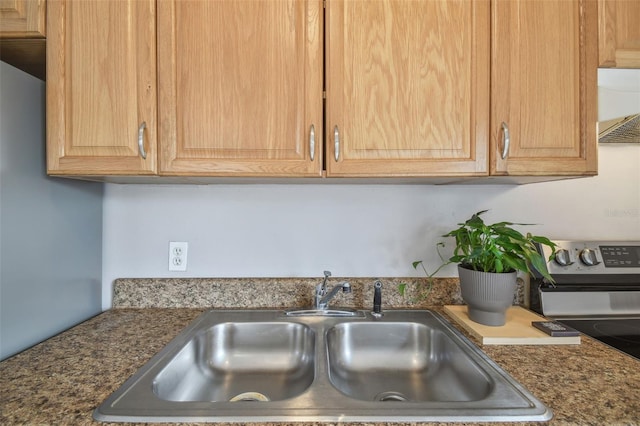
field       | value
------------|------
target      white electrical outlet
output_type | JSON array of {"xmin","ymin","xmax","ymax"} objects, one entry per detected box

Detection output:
[{"xmin": 169, "ymin": 242, "xmax": 188, "ymax": 271}]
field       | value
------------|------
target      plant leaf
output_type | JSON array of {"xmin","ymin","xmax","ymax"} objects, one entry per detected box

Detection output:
[{"xmin": 398, "ymin": 283, "xmax": 407, "ymax": 296}]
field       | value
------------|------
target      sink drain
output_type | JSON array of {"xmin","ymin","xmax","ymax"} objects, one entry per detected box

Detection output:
[
  {"xmin": 229, "ymin": 392, "xmax": 270, "ymax": 402},
  {"xmin": 374, "ymin": 391, "xmax": 409, "ymax": 402}
]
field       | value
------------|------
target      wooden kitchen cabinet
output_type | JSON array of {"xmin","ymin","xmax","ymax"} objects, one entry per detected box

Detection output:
[
  {"xmin": 490, "ymin": 0, "xmax": 598, "ymax": 177},
  {"xmin": 0, "ymin": 0, "xmax": 46, "ymax": 80},
  {"xmin": 157, "ymin": 0, "xmax": 323, "ymax": 177},
  {"xmin": 325, "ymin": 0, "xmax": 490, "ymax": 177},
  {"xmin": 47, "ymin": 0, "xmax": 157, "ymax": 175},
  {"xmin": 44, "ymin": 0, "xmax": 597, "ymax": 181},
  {"xmin": 0, "ymin": 0, "xmax": 45, "ymax": 36},
  {"xmin": 598, "ymin": 0, "xmax": 640, "ymax": 68}
]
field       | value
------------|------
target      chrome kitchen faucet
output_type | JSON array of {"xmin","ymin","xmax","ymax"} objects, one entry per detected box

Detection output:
[{"xmin": 314, "ymin": 270, "xmax": 351, "ymax": 310}]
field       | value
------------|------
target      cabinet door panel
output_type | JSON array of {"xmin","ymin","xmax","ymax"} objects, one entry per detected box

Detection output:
[
  {"xmin": 0, "ymin": 0, "xmax": 45, "ymax": 37},
  {"xmin": 325, "ymin": 0, "xmax": 489, "ymax": 177},
  {"xmin": 47, "ymin": 0, "xmax": 157, "ymax": 175},
  {"xmin": 491, "ymin": 0, "xmax": 597, "ymax": 176},
  {"xmin": 599, "ymin": 0, "xmax": 640, "ymax": 68},
  {"xmin": 159, "ymin": 0, "xmax": 323, "ymax": 177}
]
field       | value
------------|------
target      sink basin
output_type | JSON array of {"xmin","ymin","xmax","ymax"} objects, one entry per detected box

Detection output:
[
  {"xmin": 153, "ymin": 322, "xmax": 315, "ymax": 402},
  {"xmin": 326, "ymin": 322, "xmax": 491, "ymax": 402},
  {"xmin": 94, "ymin": 309, "xmax": 552, "ymax": 423}
]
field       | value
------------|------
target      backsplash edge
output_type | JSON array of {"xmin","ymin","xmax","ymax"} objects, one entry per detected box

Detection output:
[{"xmin": 112, "ymin": 277, "xmax": 527, "ymax": 309}]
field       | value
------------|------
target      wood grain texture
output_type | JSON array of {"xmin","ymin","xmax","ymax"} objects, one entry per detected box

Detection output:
[
  {"xmin": 158, "ymin": 0, "xmax": 323, "ymax": 177},
  {"xmin": 43, "ymin": 0, "xmax": 599, "ymax": 180},
  {"xmin": 46, "ymin": 0, "xmax": 157, "ymax": 175},
  {"xmin": 325, "ymin": 0, "xmax": 490, "ymax": 177},
  {"xmin": 0, "ymin": 0, "xmax": 46, "ymax": 79},
  {"xmin": 598, "ymin": 0, "xmax": 640, "ymax": 68},
  {"xmin": 0, "ymin": 0, "xmax": 45, "ymax": 37},
  {"xmin": 444, "ymin": 305, "xmax": 581, "ymax": 345},
  {"xmin": 490, "ymin": 0, "xmax": 598, "ymax": 176}
]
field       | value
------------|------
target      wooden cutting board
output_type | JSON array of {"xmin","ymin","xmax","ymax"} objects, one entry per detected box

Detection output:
[{"xmin": 443, "ymin": 305, "xmax": 581, "ymax": 345}]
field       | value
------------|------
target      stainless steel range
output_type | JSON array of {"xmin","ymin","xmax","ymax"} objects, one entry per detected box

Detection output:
[{"xmin": 530, "ymin": 240, "xmax": 640, "ymax": 360}]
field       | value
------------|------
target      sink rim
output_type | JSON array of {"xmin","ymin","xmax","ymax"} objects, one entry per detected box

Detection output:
[{"xmin": 94, "ymin": 309, "xmax": 553, "ymax": 423}]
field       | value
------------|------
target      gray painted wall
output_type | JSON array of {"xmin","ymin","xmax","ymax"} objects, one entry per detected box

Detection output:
[{"xmin": 0, "ymin": 61, "xmax": 103, "ymax": 360}]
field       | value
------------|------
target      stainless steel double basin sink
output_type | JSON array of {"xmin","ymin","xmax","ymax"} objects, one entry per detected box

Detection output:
[{"xmin": 94, "ymin": 309, "xmax": 552, "ymax": 423}]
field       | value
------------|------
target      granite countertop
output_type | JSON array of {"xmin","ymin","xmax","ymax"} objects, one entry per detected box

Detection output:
[{"xmin": 1, "ymin": 278, "xmax": 639, "ymax": 425}]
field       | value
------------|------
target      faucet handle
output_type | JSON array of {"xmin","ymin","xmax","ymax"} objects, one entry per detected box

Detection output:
[{"xmin": 320, "ymin": 270, "xmax": 332, "ymax": 293}]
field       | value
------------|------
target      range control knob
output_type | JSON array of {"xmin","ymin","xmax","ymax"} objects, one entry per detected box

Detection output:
[
  {"xmin": 554, "ymin": 249, "xmax": 574, "ymax": 266},
  {"xmin": 579, "ymin": 248, "xmax": 600, "ymax": 266}
]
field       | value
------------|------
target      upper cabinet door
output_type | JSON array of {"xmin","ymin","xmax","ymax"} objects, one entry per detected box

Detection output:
[
  {"xmin": 491, "ymin": 0, "xmax": 598, "ymax": 177},
  {"xmin": 158, "ymin": 0, "xmax": 323, "ymax": 177},
  {"xmin": 598, "ymin": 0, "xmax": 640, "ymax": 68},
  {"xmin": 0, "ymin": 0, "xmax": 45, "ymax": 37},
  {"xmin": 325, "ymin": 0, "xmax": 490, "ymax": 178},
  {"xmin": 47, "ymin": 0, "xmax": 157, "ymax": 175}
]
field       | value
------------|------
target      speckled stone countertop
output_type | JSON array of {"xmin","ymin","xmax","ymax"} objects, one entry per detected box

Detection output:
[
  {"xmin": 111, "ymin": 277, "xmax": 468, "ymax": 309},
  {"xmin": 1, "ymin": 278, "xmax": 639, "ymax": 426}
]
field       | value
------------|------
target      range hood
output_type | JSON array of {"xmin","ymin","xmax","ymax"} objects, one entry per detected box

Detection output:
[
  {"xmin": 599, "ymin": 114, "xmax": 640, "ymax": 144},
  {"xmin": 598, "ymin": 69, "xmax": 640, "ymax": 144}
]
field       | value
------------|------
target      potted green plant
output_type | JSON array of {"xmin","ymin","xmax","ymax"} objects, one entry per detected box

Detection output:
[{"xmin": 412, "ymin": 210, "xmax": 557, "ymax": 326}]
